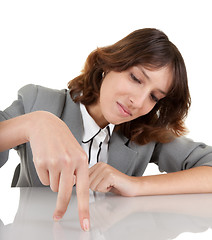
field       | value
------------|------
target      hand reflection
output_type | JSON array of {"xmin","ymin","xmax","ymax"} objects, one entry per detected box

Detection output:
[
  {"xmin": 89, "ymin": 192, "xmax": 212, "ymax": 239},
  {"xmin": 1, "ymin": 188, "xmax": 212, "ymax": 240},
  {"xmin": 53, "ymin": 221, "xmax": 92, "ymax": 240}
]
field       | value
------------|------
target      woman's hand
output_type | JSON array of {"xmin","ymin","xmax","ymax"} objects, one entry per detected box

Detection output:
[
  {"xmin": 25, "ymin": 111, "xmax": 90, "ymax": 230},
  {"xmin": 0, "ymin": 111, "xmax": 90, "ymax": 231},
  {"xmin": 90, "ymin": 162, "xmax": 212, "ymax": 199},
  {"xmin": 89, "ymin": 162, "xmax": 139, "ymax": 197}
]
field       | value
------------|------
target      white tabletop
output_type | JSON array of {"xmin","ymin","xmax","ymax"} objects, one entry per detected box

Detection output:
[{"xmin": 0, "ymin": 187, "xmax": 212, "ymax": 240}]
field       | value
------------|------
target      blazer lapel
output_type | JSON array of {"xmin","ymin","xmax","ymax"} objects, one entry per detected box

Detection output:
[
  {"xmin": 108, "ymin": 131, "xmax": 138, "ymax": 174},
  {"xmin": 60, "ymin": 92, "xmax": 83, "ymax": 144}
]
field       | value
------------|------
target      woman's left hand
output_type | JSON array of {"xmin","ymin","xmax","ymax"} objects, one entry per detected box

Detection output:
[{"xmin": 89, "ymin": 162, "xmax": 138, "ymax": 196}]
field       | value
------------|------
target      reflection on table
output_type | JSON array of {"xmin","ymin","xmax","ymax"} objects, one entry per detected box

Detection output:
[{"xmin": 0, "ymin": 187, "xmax": 212, "ymax": 240}]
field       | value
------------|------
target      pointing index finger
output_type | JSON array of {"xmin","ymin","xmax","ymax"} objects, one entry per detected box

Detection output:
[{"xmin": 76, "ymin": 162, "xmax": 90, "ymax": 231}]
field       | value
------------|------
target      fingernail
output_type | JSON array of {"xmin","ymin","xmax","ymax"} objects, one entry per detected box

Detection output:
[
  {"xmin": 83, "ymin": 218, "xmax": 90, "ymax": 231},
  {"xmin": 53, "ymin": 215, "xmax": 61, "ymax": 221}
]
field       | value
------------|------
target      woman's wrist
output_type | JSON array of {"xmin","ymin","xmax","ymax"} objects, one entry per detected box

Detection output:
[
  {"xmin": 0, "ymin": 111, "xmax": 54, "ymax": 151},
  {"xmin": 0, "ymin": 113, "xmax": 36, "ymax": 151},
  {"xmin": 25, "ymin": 111, "xmax": 59, "ymax": 142},
  {"xmin": 129, "ymin": 175, "xmax": 158, "ymax": 197},
  {"xmin": 22, "ymin": 111, "xmax": 44, "ymax": 142},
  {"xmin": 129, "ymin": 176, "xmax": 146, "ymax": 196},
  {"xmin": 115, "ymin": 175, "xmax": 145, "ymax": 197}
]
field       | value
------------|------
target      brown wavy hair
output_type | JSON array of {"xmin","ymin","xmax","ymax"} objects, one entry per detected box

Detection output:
[{"xmin": 68, "ymin": 28, "xmax": 191, "ymax": 145}]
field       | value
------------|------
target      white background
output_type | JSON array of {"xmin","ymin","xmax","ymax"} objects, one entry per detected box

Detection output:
[
  {"xmin": 0, "ymin": 0, "xmax": 212, "ymax": 184},
  {"xmin": 0, "ymin": 0, "xmax": 212, "ymax": 237}
]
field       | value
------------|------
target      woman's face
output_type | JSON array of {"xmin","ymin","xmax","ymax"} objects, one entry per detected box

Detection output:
[{"xmin": 87, "ymin": 65, "xmax": 173, "ymax": 128}]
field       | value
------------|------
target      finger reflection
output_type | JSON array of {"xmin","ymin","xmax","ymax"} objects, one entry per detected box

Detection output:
[{"xmin": 1, "ymin": 188, "xmax": 212, "ymax": 240}]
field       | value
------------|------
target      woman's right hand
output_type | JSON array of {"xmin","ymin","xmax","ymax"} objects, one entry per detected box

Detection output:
[
  {"xmin": 0, "ymin": 111, "xmax": 90, "ymax": 231},
  {"xmin": 27, "ymin": 111, "xmax": 90, "ymax": 231}
]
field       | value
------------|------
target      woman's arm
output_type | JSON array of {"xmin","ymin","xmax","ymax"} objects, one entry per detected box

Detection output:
[
  {"xmin": 89, "ymin": 162, "xmax": 212, "ymax": 196},
  {"xmin": 0, "ymin": 111, "xmax": 90, "ymax": 231},
  {"xmin": 0, "ymin": 112, "xmax": 30, "ymax": 151}
]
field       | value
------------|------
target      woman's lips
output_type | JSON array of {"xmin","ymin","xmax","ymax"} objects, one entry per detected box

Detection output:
[{"xmin": 117, "ymin": 102, "xmax": 132, "ymax": 117}]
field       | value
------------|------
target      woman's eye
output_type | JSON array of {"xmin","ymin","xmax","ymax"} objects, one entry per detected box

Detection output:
[
  {"xmin": 151, "ymin": 94, "xmax": 159, "ymax": 103},
  {"xmin": 130, "ymin": 73, "xmax": 141, "ymax": 84}
]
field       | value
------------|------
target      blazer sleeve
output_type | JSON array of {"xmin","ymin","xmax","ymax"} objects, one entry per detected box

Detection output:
[
  {"xmin": 0, "ymin": 84, "xmax": 38, "ymax": 167},
  {"xmin": 151, "ymin": 136, "xmax": 212, "ymax": 173},
  {"xmin": 0, "ymin": 84, "xmax": 66, "ymax": 168}
]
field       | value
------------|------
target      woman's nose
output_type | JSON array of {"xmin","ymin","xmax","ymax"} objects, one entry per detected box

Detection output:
[{"xmin": 129, "ymin": 91, "xmax": 148, "ymax": 109}]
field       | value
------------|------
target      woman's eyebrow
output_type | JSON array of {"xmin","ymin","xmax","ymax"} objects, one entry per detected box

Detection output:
[
  {"xmin": 138, "ymin": 66, "xmax": 167, "ymax": 95},
  {"xmin": 140, "ymin": 67, "xmax": 151, "ymax": 81}
]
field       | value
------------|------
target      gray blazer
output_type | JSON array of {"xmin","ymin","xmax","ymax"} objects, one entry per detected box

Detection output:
[{"xmin": 1, "ymin": 84, "xmax": 212, "ymax": 187}]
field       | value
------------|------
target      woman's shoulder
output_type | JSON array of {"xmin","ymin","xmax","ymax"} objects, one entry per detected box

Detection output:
[
  {"xmin": 18, "ymin": 84, "xmax": 67, "ymax": 98},
  {"xmin": 18, "ymin": 84, "xmax": 67, "ymax": 116}
]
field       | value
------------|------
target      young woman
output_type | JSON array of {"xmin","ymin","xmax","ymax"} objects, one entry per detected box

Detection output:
[{"xmin": 1, "ymin": 28, "xmax": 212, "ymax": 231}]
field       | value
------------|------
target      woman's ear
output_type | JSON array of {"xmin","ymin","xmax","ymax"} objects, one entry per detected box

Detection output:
[
  {"xmin": 102, "ymin": 70, "xmax": 110, "ymax": 79},
  {"xmin": 102, "ymin": 71, "xmax": 105, "ymax": 79}
]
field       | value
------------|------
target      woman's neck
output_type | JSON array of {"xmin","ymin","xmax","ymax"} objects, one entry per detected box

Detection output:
[{"xmin": 85, "ymin": 103, "xmax": 109, "ymax": 129}]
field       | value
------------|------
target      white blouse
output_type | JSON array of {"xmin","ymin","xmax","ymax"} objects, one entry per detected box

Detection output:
[{"xmin": 80, "ymin": 103, "xmax": 115, "ymax": 168}]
